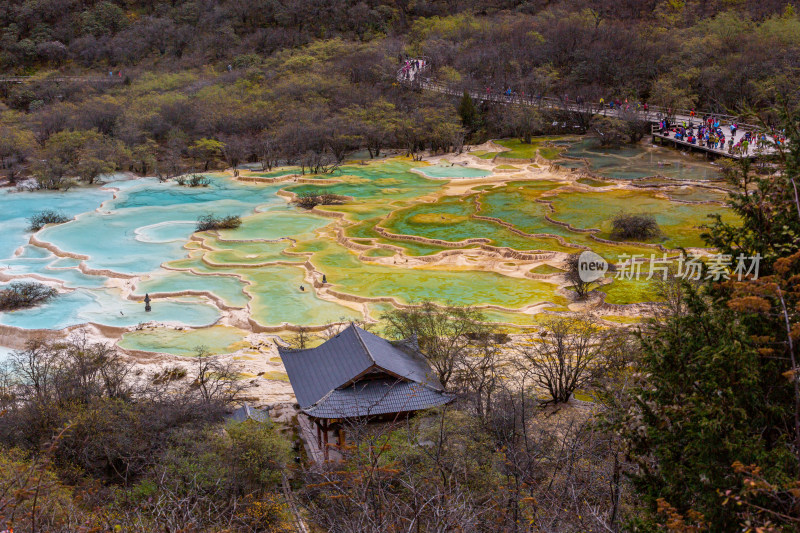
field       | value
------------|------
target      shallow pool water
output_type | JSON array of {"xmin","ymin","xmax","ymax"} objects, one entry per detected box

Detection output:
[
  {"xmin": 216, "ymin": 210, "xmax": 331, "ymax": 241},
  {"xmin": 382, "ymin": 195, "xmax": 575, "ymax": 252},
  {"xmin": 118, "ymin": 325, "xmax": 249, "ymax": 356},
  {"xmin": 0, "ymin": 285, "xmax": 220, "ymax": 330},
  {"xmin": 412, "ymin": 163, "xmax": 491, "ymax": 179},
  {"xmin": 0, "ymin": 176, "xmax": 287, "ymax": 333},
  {"xmin": 136, "ymin": 221, "xmax": 198, "ymax": 243},
  {"xmin": 494, "ymin": 138, "xmax": 568, "ymax": 160},
  {"xmin": 562, "ymin": 139, "xmax": 722, "ymax": 180},
  {"xmin": 0, "ymin": 144, "xmax": 736, "ymax": 349},
  {"xmin": 135, "ymin": 271, "xmax": 250, "ymax": 308},
  {"xmin": 287, "ymin": 161, "xmax": 443, "ymax": 202},
  {"xmin": 0, "ymin": 186, "xmax": 113, "ymax": 258},
  {"xmin": 241, "ymin": 265, "xmax": 361, "ymax": 326},
  {"xmin": 307, "ymin": 241, "xmax": 567, "ymax": 309},
  {"xmin": 547, "ymin": 189, "xmax": 735, "ymax": 249},
  {"xmin": 37, "ymin": 177, "xmax": 285, "ymax": 275}
]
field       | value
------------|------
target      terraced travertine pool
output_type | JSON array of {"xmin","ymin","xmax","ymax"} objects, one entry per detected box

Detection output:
[
  {"xmin": 561, "ymin": 139, "xmax": 723, "ymax": 180},
  {"xmin": 0, "ymin": 137, "xmax": 734, "ymax": 358}
]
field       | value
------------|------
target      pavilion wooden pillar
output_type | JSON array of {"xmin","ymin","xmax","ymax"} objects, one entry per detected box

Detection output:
[{"xmin": 322, "ymin": 419, "xmax": 329, "ymax": 461}]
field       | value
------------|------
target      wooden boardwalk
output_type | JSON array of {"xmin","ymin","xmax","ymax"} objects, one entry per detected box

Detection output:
[
  {"xmin": 398, "ymin": 61, "xmax": 777, "ymax": 160},
  {"xmin": 650, "ymin": 125, "xmax": 759, "ymax": 160}
]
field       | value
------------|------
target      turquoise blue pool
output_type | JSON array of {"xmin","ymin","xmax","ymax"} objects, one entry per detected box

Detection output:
[
  {"xmin": 0, "ymin": 186, "xmax": 113, "ymax": 258},
  {"xmin": 413, "ymin": 163, "xmax": 491, "ymax": 179}
]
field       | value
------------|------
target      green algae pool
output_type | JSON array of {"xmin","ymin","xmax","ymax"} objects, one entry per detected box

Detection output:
[
  {"xmin": 547, "ymin": 189, "xmax": 735, "ymax": 249},
  {"xmin": 598, "ymin": 277, "xmax": 660, "ymax": 305},
  {"xmin": 216, "ymin": 210, "xmax": 332, "ymax": 241},
  {"xmin": 240, "ymin": 265, "xmax": 361, "ymax": 327},
  {"xmin": 382, "ymin": 194, "xmax": 576, "ymax": 252},
  {"xmin": 135, "ymin": 270, "xmax": 250, "ymax": 308},
  {"xmin": 286, "ymin": 160, "xmax": 443, "ymax": 202},
  {"xmin": 494, "ymin": 138, "xmax": 568, "ymax": 160},
  {"xmin": 119, "ymin": 326, "xmax": 249, "ymax": 356},
  {"xmin": 307, "ymin": 240, "xmax": 568, "ymax": 309}
]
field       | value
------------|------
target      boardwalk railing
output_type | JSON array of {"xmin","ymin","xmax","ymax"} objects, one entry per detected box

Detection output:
[
  {"xmin": 411, "ymin": 75, "xmax": 764, "ymax": 131},
  {"xmin": 398, "ymin": 60, "xmax": 776, "ymax": 158}
]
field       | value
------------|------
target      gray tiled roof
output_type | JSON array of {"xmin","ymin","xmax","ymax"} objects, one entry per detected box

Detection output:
[
  {"xmin": 304, "ymin": 379, "xmax": 453, "ymax": 418},
  {"xmin": 278, "ymin": 324, "xmax": 446, "ymax": 416},
  {"xmin": 357, "ymin": 327, "xmax": 439, "ymax": 388}
]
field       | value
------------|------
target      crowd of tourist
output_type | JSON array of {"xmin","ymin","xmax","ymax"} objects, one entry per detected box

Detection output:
[
  {"xmin": 399, "ymin": 58, "xmax": 426, "ymax": 80},
  {"xmin": 600, "ymin": 98, "xmax": 649, "ymax": 113},
  {"xmin": 658, "ymin": 114, "xmax": 787, "ymax": 155}
]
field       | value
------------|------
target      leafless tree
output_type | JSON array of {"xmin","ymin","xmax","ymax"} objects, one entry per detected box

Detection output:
[
  {"xmin": 190, "ymin": 348, "xmax": 248, "ymax": 406},
  {"xmin": 255, "ymin": 130, "xmax": 281, "ymax": 171},
  {"xmin": 156, "ymin": 137, "xmax": 188, "ymax": 181},
  {"xmin": 382, "ymin": 301, "xmax": 490, "ymax": 388},
  {"xmin": 564, "ymin": 253, "xmax": 598, "ymax": 300},
  {"xmin": 451, "ymin": 331, "xmax": 506, "ymax": 421},
  {"xmin": 8, "ymin": 332, "xmax": 133, "ymax": 407},
  {"xmin": 319, "ymin": 319, "xmax": 374, "ymax": 341},
  {"xmin": 285, "ymin": 326, "xmax": 315, "ymax": 350},
  {"xmin": 516, "ymin": 315, "xmax": 607, "ymax": 404},
  {"xmin": 218, "ymin": 133, "xmax": 254, "ymax": 169}
]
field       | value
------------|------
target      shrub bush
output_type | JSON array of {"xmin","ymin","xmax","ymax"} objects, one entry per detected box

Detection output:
[
  {"xmin": 610, "ymin": 212, "xmax": 661, "ymax": 240},
  {"xmin": 291, "ymin": 192, "xmax": 346, "ymax": 210},
  {"xmin": 28, "ymin": 210, "xmax": 69, "ymax": 231},
  {"xmin": 196, "ymin": 214, "xmax": 242, "ymax": 232},
  {"xmin": 188, "ymin": 174, "xmax": 211, "ymax": 187},
  {"xmin": 152, "ymin": 366, "xmax": 188, "ymax": 385},
  {"xmin": 0, "ymin": 281, "xmax": 57, "ymax": 310},
  {"xmin": 175, "ymin": 174, "xmax": 210, "ymax": 187}
]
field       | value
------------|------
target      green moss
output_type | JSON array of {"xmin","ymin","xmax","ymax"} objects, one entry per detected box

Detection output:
[
  {"xmin": 597, "ymin": 277, "xmax": 659, "ymax": 305},
  {"xmin": 538, "ymin": 147, "xmax": 564, "ymax": 160},
  {"xmin": 577, "ymin": 177, "xmax": 612, "ymax": 187},
  {"xmin": 363, "ymin": 247, "xmax": 396, "ymax": 258},
  {"xmin": 572, "ymin": 391, "xmax": 596, "ymax": 402},
  {"xmin": 530, "ymin": 264, "xmax": 564, "ymax": 275},
  {"xmin": 494, "ymin": 139, "xmax": 540, "ymax": 159}
]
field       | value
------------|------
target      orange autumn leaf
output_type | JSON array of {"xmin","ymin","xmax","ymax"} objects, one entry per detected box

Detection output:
[
  {"xmin": 774, "ymin": 251, "xmax": 800, "ymax": 275},
  {"xmin": 727, "ymin": 296, "xmax": 771, "ymax": 313}
]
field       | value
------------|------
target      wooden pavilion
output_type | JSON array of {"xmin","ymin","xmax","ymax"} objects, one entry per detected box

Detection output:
[{"xmin": 278, "ymin": 324, "xmax": 452, "ymax": 460}]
